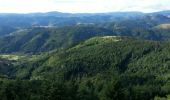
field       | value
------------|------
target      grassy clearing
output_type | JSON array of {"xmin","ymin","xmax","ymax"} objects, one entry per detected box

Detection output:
[{"xmin": 0, "ymin": 54, "xmax": 25, "ymax": 61}]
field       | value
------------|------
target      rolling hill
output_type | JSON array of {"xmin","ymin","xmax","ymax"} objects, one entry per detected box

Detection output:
[
  {"xmin": 0, "ymin": 26, "xmax": 113, "ymax": 53},
  {"xmin": 0, "ymin": 36, "xmax": 169, "ymax": 100}
]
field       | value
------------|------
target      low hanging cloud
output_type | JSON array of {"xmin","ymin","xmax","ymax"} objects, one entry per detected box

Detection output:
[{"xmin": 0, "ymin": 0, "xmax": 169, "ymax": 13}]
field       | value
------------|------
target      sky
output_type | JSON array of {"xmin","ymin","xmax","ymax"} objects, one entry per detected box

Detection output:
[{"xmin": 0, "ymin": 0, "xmax": 170, "ymax": 13}]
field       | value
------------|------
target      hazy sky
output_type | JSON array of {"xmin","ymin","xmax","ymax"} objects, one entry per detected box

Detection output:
[{"xmin": 0, "ymin": 0, "xmax": 170, "ymax": 13}]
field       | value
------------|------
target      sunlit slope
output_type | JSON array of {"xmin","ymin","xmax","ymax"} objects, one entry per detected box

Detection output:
[{"xmin": 0, "ymin": 26, "xmax": 112, "ymax": 53}]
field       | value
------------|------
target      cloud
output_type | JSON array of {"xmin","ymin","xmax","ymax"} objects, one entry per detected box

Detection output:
[
  {"xmin": 0, "ymin": 0, "xmax": 56, "ymax": 13},
  {"xmin": 52, "ymin": 0, "xmax": 170, "ymax": 13},
  {"xmin": 0, "ymin": 0, "xmax": 169, "ymax": 13}
]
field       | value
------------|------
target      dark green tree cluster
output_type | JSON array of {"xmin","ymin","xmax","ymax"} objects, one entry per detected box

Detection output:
[{"xmin": 1, "ymin": 36, "xmax": 170, "ymax": 100}]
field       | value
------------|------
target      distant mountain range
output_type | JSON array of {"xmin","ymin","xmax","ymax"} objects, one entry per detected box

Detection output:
[
  {"xmin": 0, "ymin": 11, "xmax": 170, "ymax": 53},
  {"xmin": 0, "ymin": 10, "xmax": 169, "ymax": 35}
]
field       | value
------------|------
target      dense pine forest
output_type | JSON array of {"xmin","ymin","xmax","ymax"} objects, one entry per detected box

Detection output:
[{"xmin": 1, "ymin": 11, "xmax": 170, "ymax": 100}]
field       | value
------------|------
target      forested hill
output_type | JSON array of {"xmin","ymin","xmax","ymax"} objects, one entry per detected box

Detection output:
[
  {"xmin": 1, "ymin": 11, "xmax": 170, "ymax": 100},
  {"xmin": 0, "ymin": 36, "xmax": 170, "ymax": 100},
  {"xmin": 0, "ymin": 26, "xmax": 112, "ymax": 53},
  {"xmin": 0, "ymin": 11, "xmax": 170, "ymax": 53},
  {"xmin": 1, "ymin": 19, "xmax": 170, "ymax": 54}
]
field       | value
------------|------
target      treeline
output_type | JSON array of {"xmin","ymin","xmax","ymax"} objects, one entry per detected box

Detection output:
[{"xmin": 0, "ymin": 75, "xmax": 169, "ymax": 100}]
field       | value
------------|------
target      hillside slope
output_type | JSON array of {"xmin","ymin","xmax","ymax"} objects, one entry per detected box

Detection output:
[
  {"xmin": 0, "ymin": 36, "xmax": 168, "ymax": 100},
  {"xmin": 0, "ymin": 26, "xmax": 113, "ymax": 53}
]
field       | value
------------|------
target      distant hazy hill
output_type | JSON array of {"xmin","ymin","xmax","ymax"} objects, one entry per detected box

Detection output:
[
  {"xmin": 0, "ymin": 13, "xmax": 170, "ymax": 53},
  {"xmin": 0, "ymin": 10, "xmax": 169, "ymax": 37},
  {"xmin": 151, "ymin": 10, "xmax": 170, "ymax": 16},
  {"xmin": 0, "ymin": 11, "xmax": 144, "ymax": 36}
]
